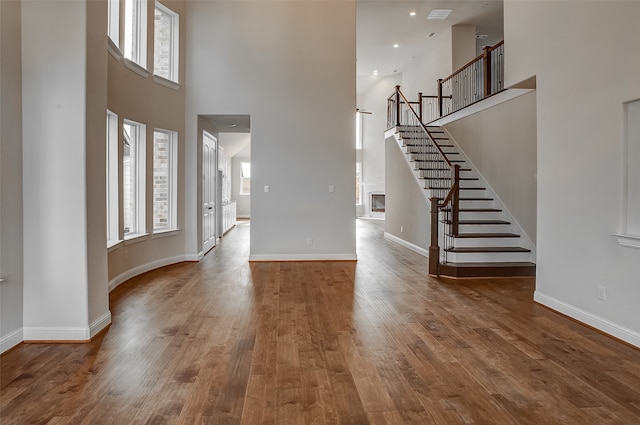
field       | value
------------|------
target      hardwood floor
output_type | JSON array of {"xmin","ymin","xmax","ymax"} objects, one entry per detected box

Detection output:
[{"xmin": 2, "ymin": 219, "xmax": 640, "ymax": 424}]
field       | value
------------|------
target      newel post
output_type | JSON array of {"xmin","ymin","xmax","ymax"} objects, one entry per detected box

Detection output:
[
  {"xmin": 429, "ymin": 197, "xmax": 441, "ymax": 276},
  {"xmin": 418, "ymin": 92, "xmax": 423, "ymax": 123},
  {"xmin": 451, "ymin": 164, "xmax": 461, "ymax": 237},
  {"xmin": 482, "ymin": 46, "xmax": 492, "ymax": 97},
  {"xmin": 437, "ymin": 79, "xmax": 443, "ymax": 118},
  {"xmin": 395, "ymin": 85, "xmax": 401, "ymax": 127}
]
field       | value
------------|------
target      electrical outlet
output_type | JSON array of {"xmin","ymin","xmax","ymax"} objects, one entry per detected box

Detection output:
[
  {"xmin": 306, "ymin": 238, "xmax": 313, "ymax": 246},
  {"xmin": 329, "ymin": 185, "xmax": 335, "ymax": 193},
  {"xmin": 264, "ymin": 185, "xmax": 270, "ymax": 193},
  {"xmin": 400, "ymin": 226, "xmax": 404, "ymax": 233},
  {"xmin": 597, "ymin": 285, "xmax": 607, "ymax": 301}
]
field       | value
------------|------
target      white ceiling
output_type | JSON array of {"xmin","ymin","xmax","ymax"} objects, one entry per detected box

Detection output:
[
  {"xmin": 357, "ymin": 0, "xmax": 504, "ymax": 94},
  {"xmin": 203, "ymin": 1, "xmax": 504, "ymax": 155}
]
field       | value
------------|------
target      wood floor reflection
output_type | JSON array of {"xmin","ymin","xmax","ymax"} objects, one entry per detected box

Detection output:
[{"xmin": 2, "ymin": 219, "xmax": 640, "ymax": 424}]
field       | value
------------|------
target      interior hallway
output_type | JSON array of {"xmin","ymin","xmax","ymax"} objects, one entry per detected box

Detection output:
[{"xmin": 1, "ymin": 219, "xmax": 639, "ymax": 424}]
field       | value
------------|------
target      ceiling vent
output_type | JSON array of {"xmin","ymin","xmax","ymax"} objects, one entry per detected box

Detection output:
[{"xmin": 427, "ymin": 9, "xmax": 452, "ymax": 20}]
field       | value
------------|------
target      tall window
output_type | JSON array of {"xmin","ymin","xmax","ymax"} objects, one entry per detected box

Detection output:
[
  {"xmin": 123, "ymin": 120, "xmax": 146, "ymax": 237},
  {"xmin": 355, "ymin": 111, "xmax": 363, "ymax": 149},
  {"xmin": 106, "ymin": 111, "xmax": 119, "ymax": 244},
  {"xmin": 240, "ymin": 161, "xmax": 251, "ymax": 195},
  {"xmin": 153, "ymin": 129, "xmax": 177, "ymax": 231},
  {"xmin": 154, "ymin": 2, "xmax": 179, "ymax": 82},
  {"xmin": 355, "ymin": 162, "xmax": 362, "ymax": 205},
  {"xmin": 124, "ymin": 0, "xmax": 147, "ymax": 67},
  {"xmin": 107, "ymin": 0, "xmax": 120, "ymax": 46}
]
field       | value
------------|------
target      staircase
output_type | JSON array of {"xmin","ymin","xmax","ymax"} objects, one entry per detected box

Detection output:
[{"xmin": 392, "ymin": 124, "xmax": 536, "ymax": 278}]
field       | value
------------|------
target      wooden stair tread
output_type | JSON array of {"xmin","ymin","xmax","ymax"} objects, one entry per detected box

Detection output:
[
  {"xmin": 447, "ymin": 233, "xmax": 520, "ymax": 238},
  {"xmin": 443, "ymin": 219, "xmax": 511, "ymax": 225},
  {"xmin": 445, "ymin": 246, "xmax": 531, "ymax": 253},
  {"xmin": 429, "ymin": 186, "xmax": 485, "ymax": 191},
  {"xmin": 441, "ymin": 208, "xmax": 501, "ymax": 212},
  {"xmin": 423, "ymin": 177, "xmax": 479, "ymax": 181}
]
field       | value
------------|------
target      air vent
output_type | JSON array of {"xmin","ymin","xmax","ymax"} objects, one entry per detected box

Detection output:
[{"xmin": 427, "ymin": 9, "xmax": 452, "ymax": 20}]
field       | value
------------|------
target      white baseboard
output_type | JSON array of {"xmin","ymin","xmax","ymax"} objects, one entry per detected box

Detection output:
[
  {"xmin": 384, "ymin": 232, "xmax": 429, "ymax": 257},
  {"xmin": 534, "ymin": 291, "xmax": 640, "ymax": 348},
  {"xmin": 90, "ymin": 311, "xmax": 112, "ymax": 338},
  {"xmin": 0, "ymin": 328, "xmax": 24, "ymax": 353},
  {"xmin": 108, "ymin": 255, "xmax": 192, "ymax": 292},
  {"xmin": 23, "ymin": 326, "xmax": 91, "ymax": 342},
  {"xmin": 17, "ymin": 311, "xmax": 112, "ymax": 344},
  {"xmin": 249, "ymin": 253, "xmax": 357, "ymax": 261},
  {"xmin": 184, "ymin": 252, "xmax": 203, "ymax": 262}
]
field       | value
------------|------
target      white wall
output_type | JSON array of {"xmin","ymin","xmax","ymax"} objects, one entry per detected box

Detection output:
[
  {"xmin": 186, "ymin": 0, "xmax": 356, "ymax": 261},
  {"xmin": 21, "ymin": 0, "xmax": 110, "ymax": 341},
  {"xmin": 0, "ymin": 0, "xmax": 24, "ymax": 352},
  {"xmin": 107, "ymin": 0, "xmax": 188, "ymax": 286},
  {"xmin": 401, "ymin": 26, "xmax": 453, "ymax": 97},
  {"xmin": 505, "ymin": 0, "xmax": 640, "ymax": 346},
  {"xmin": 231, "ymin": 156, "xmax": 251, "ymax": 219},
  {"xmin": 385, "ymin": 136, "xmax": 430, "ymax": 252},
  {"xmin": 358, "ymin": 74, "xmax": 401, "ymax": 217},
  {"xmin": 444, "ymin": 91, "xmax": 537, "ymax": 243}
]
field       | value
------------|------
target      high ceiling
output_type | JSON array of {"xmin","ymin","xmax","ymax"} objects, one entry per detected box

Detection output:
[
  {"xmin": 203, "ymin": 1, "xmax": 504, "ymax": 145},
  {"xmin": 357, "ymin": 0, "xmax": 504, "ymax": 94}
]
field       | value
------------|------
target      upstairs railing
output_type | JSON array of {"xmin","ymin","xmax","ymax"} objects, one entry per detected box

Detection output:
[
  {"xmin": 388, "ymin": 40, "xmax": 505, "ymax": 126},
  {"xmin": 387, "ymin": 86, "xmax": 460, "ymax": 275}
]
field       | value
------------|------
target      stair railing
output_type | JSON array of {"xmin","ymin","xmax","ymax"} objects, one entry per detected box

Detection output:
[
  {"xmin": 438, "ymin": 40, "xmax": 505, "ymax": 119},
  {"xmin": 389, "ymin": 86, "xmax": 461, "ymax": 276}
]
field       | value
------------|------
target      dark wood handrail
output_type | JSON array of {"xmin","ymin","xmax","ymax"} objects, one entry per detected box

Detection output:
[
  {"xmin": 440, "ymin": 40, "xmax": 504, "ymax": 85},
  {"xmin": 393, "ymin": 86, "xmax": 454, "ymax": 169}
]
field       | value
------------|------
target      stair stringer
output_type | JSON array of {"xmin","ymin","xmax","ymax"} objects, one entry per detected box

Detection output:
[
  {"xmin": 437, "ymin": 126, "xmax": 537, "ymax": 263},
  {"xmin": 385, "ymin": 126, "xmax": 536, "ymax": 264}
]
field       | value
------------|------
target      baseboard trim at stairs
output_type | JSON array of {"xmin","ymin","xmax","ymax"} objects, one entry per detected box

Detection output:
[
  {"xmin": 438, "ymin": 261, "xmax": 536, "ymax": 278},
  {"xmin": 384, "ymin": 232, "xmax": 429, "ymax": 257}
]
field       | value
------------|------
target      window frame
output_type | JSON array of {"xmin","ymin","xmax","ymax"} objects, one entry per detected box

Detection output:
[
  {"xmin": 239, "ymin": 161, "xmax": 251, "ymax": 196},
  {"xmin": 124, "ymin": 0, "xmax": 148, "ymax": 68},
  {"xmin": 122, "ymin": 119, "xmax": 146, "ymax": 238},
  {"xmin": 152, "ymin": 128, "xmax": 178, "ymax": 233},
  {"xmin": 107, "ymin": 0, "xmax": 120, "ymax": 47},
  {"xmin": 153, "ymin": 1, "xmax": 179, "ymax": 83},
  {"xmin": 106, "ymin": 111, "xmax": 120, "ymax": 246}
]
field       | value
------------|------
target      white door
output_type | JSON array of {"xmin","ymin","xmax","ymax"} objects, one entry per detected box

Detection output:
[{"xmin": 203, "ymin": 132, "xmax": 217, "ymax": 254}]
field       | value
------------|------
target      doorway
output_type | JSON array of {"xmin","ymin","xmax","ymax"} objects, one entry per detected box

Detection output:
[{"xmin": 202, "ymin": 131, "xmax": 217, "ymax": 254}]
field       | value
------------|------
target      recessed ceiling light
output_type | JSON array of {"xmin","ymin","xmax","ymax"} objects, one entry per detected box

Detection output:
[
  {"xmin": 427, "ymin": 32, "xmax": 437, "ymax": 38},
  {"xmin": 373, "ymin": 70, "xmax": 378, "ymax": 76},
  {"xmin": 427, "ymin": 9, "xmax": 452, "ymax": 20},
  {"xmin": 476, "ymin": 34, "xmax": 488, "ymax": 39},
  {"xmin": 393, "ymin": 44, "xmax": 399, "ymax": 48},
  {"xmin": 409, "ymin": 11, "xmax": 416, "ymax": 16}
]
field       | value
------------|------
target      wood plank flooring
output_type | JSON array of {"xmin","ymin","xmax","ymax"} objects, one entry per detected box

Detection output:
[{"xmin": 2, "ymin": 219, "xmax": 640, "ymax": 424}]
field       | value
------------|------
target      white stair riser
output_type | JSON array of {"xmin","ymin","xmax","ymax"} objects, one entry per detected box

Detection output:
[
  {"xmin": 448, "ymin": 237, "xmax": 522, "ymax": 248},
  {"xmin": 459, "ymin": 200, "xmax": 495, "ymax": 209},
  {"xmin": 454, "ymin": 224, "xmax": 512, "ymax": 233},
  {"xmin": 455, "ymin": 211, "xmax": 504, "ymax": 220}
]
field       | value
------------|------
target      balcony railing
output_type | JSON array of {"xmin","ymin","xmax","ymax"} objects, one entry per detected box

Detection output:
[{"xmin": 388, "ymin": 40, "xmax": 505, "ymax": 127}]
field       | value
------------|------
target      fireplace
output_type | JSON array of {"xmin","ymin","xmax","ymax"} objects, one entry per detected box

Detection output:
[{"xmin": 371, "ymin": 193, "xmax": 385, "ymax": 212}]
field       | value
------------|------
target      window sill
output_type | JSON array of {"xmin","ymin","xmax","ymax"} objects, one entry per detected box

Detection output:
[
  {"xmin": 124, "ymin": 233, "xmax": 150, "ymax": 246},
  {"xmin": 152, "ymin": 74, "xmax": 181, "ymax": 90},
  {"xmin": 123, "ymin": 58, "xmax": 150, "ymax": 78},
  {"xmin": 107, "ymin": 37, "xmax": 122, "ymax": 61},
  {"xmin": 152, "ymin": 229, "xmax": 180, "ymax": 239},
  {"xmin": 612, "ymin": 233, "xmax": 640, "ymax": 250},
  {"xmin": 107, "ymin": 240, "xmax": 122, "ymax": 252}
]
